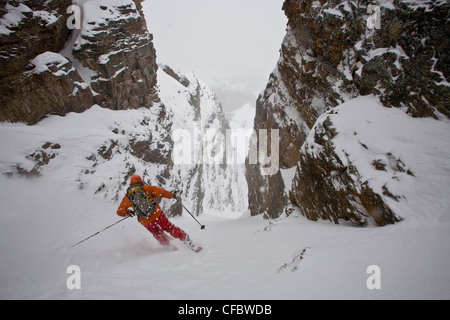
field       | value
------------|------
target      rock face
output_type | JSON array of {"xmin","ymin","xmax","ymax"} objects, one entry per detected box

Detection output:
[
  {"xmin": 71, "ymin": 0, "xmax": 158, "ymax": 110},
  {"xmin": 1, "ymin": 1, "xmax": 246, "ymax": 218},
  {"xmin": 247, "ymin": 0, "xmax": 450, "ymax": 224},
  {"xmin": 0, "ymin": 0, "xmax": 84, "ymax": 124},
  {"xmin": 157, "ymin": 65, "xmax": 248, "ymax": 216},
  {"xmin": 5, "ymin": 65, "xmax": 247, "ymax": 217},
  {"xmin": 0, "ymin": 0, "xmax": 158, "ymax": 124},
  {"xmin": 290, "ymin": 98, "xmax": 403, "ymax": 227}
]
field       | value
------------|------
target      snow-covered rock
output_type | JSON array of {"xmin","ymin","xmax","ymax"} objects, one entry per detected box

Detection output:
[
  {"xmin": 0, "ymin": 0, "xmax": 158, "ymax": 124},
  {"xmin": 0, "ymin": 1, "xmax": 246, "ymax": 217},
  {"xmin": 247, "ymin": 0, "xmax": 450, "ymax": 222},
  {"xmin": 291, "ymin": 96, "xmax": 450, "ymax": 226},
  {"xmin": 158, "ymin": 65, "xmax": 248, "ymax": 216},
  {"xmin": 70, "ymin": 0, "xmax": 158, "ymax": 111},
  {"xmin": 0, "ymin": 65, "xmax": 247, "ymax": 218}
]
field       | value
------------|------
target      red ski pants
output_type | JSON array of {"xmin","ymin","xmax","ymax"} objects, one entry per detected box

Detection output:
[{"xmin": 144, "ymin": 212, "xmax": 187, "ymax": 246}]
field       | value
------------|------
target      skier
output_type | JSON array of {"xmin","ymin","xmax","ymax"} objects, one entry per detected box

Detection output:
[{"xmin": 117, "ymin": 175, "xmax": 201, "ymax": 252}]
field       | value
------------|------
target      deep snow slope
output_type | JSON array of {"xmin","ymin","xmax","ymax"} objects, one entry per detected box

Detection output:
[
  {"xmin": 0, "ymin": 173, "xmax": 449, "ymax": 299},
  {"xmin": 0, "ymin": 86, "xmax": 450, "ymax": 299},
  {"xmin": 0, "ymin": 96, "xmax": 449, "ymax": 299}
]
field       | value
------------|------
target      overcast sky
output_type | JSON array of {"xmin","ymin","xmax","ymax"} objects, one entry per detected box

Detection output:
[{"xmin": 142, "ymin": 0, "xmax": 287, "ymax": 113}]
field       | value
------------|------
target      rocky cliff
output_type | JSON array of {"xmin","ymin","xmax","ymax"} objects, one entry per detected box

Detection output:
[
  {"xmin": 70, "ymin": 0, "xmax": 158, "ymax": 111},
  {"xmin": 247, "ymin": 0, "xmax": 450, "ymax": 225},
  {"xmin": 158, "ymin": 65, "xmax": 248, "ymax": 216},
  {"xmin": 1, "ymin": 1, "xmax": 246, "ymax": 216},
  {"xmin": 0, "ymin": 0, "xmax": 158, "ymax": 124},
  {"xmin": 1, "ymin": 65, "xmax": 247, "ymax": 217}
]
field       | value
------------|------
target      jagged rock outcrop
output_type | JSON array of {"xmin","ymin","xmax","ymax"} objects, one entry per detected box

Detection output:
[
  {"xmin": 1, "ymin": 1, "xmax": 245, "ymax": 217},
  {"xmin": 290, "ymin": 97, "xmax": 405, "ymax": 227},
  {"xmin": 0, "ymin": 0, "xmax": 158, "ymax": 124},
  {"xmin": 0, "ymin": 0, "xmax": 89, "ymax": 124},
  {"xmin": 5, "ymin": 65, "xmax": 247, "ymax": 217},
  {"xmin": 247, "ymin": 0, "xmax": 450, "ymax": 224},
  {"xmin": 158, "ymin": 65, "xmax": 247, "ymax": 216},
  {"xmin": 71, "ymin": 0, "xmax": 158, "ymax": 110}
]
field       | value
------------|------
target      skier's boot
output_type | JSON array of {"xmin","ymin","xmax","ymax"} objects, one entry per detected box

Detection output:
[{"xmin": 185, "ymin": 235, "xmax": 203, "ymax": 253}]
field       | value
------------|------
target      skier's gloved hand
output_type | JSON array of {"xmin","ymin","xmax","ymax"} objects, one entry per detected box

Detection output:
[
  {"xmin": 171, "ymin": 191, "xmax": 177, "ymax": 200},
  {"xmin": 127, "ymin": 209, "xmax": 136, "ymax": 217}
]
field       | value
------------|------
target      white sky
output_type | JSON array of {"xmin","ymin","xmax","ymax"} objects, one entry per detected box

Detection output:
[{"xmin": 142, "ymin": 0, "xmax": 287, "ymax": 112}]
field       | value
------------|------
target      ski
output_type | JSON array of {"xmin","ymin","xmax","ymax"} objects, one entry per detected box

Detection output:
[{"xmin": 185, "ymin": 235, "xmax": 203, "ymax": 253}]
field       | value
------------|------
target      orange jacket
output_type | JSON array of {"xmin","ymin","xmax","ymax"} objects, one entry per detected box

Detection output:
[{"xmin": 117, "ymin": 177, "xmax": 174, "ymax": 226}]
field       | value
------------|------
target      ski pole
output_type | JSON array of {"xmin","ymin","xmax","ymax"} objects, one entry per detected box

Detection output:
[
  {"xmin": 72, "ymin": 215, "xmax": 131, "ymax": 248},
  {"xmin": 182, "ymin": 204, "xmax": 205, "ymax": 230}
]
